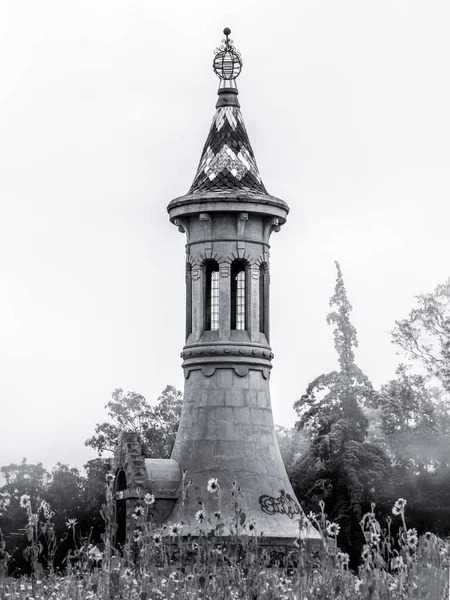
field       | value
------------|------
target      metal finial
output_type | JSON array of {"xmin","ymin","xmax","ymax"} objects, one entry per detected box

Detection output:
[{"xmin": 213, "ymin": 27, "xmax": 242, "ymax": 81}]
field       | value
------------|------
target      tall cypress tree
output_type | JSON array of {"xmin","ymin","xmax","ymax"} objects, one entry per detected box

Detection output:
[{"xmin": 291, "ymin": 262, "xmax": 391, "ymax": 561}]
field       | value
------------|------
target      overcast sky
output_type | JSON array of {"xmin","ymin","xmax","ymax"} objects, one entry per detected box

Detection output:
[{"xmin": 1, "ymin": 0, "xmax": 449, "ymax": 475}]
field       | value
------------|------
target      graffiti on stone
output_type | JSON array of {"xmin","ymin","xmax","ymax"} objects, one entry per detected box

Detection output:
[{"xmin": 259, "ymin": 493, "xmax": 300, "ymax": 519}]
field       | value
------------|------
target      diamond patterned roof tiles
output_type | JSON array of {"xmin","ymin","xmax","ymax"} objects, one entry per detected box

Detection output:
[{"xmin": 189, "ymin": 105, "xmax": 268, "ymax": 195}]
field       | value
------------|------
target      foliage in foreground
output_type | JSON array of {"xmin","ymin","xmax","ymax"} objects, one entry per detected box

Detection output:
[{"xmin": 1, "ymin": 479, "xmax": 449, "ymax": 599}]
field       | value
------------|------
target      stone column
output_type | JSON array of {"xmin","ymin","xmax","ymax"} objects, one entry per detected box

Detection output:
[
  {"xmin": 219, "ymin": 262, "xmax": 231, "ymax": 340},
  {"xmin": 191, "ymin": 266, "xmax": 203, "ymax": 343}
]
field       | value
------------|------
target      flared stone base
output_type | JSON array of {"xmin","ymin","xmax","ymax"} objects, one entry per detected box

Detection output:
[{"xmin": 165, "ymin": 367, "xmax": 320, "ymax": 543}]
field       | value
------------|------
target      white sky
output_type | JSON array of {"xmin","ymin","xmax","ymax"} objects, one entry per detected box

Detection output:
[{"xmin": 1, "ymin": 0, "xmax": 449, "ymax": 474}]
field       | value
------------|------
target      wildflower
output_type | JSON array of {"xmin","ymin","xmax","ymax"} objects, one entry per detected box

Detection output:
[
  {"xmin": 214, "ymin": 511, "xmax": 221, "ymax": 520},
  {"xmin": 105, "ymin": 473, "xmax": 115, "ymax": 482},
  {"xmin": 39, "ymin": 500, "xmax": 53, "ymax": 519},
  {"xmin": 370, "ymin": 531, "xmax": 381, "ymax": 545},
  {"xmin": 248, "ymin": 518, "xmax": 257, "ymax": 533},
  {"xmin": 336, "ymin": 551, "xmax": 349, "ymax": 569},
  {"xmin": 391, "ymin": 555, "xmax": 405, "ymax": 571},
  {"xmin": 207, "ymin": 478, "xmax": 219, "ymax": 493},
  {"xmin": 326, "ymin": 522, "xmax": 340, "ymax": 537},
  {"xmin": 170, "ymin": 523, "xmax": 183, "ymax": 536},
  {"xmin": 392, "ymin": 498, "xmax": 407, "ymax": 515},
  {"xmin": 361, "ymin": 544, "xmax": 371, "ymax": 561},
  {"xmin": 133, "ymin": 532, "xmax": 142, "ymax": 543},
  {"xmin": 88, "ymin": 546, "xmax": 103, "ymax": 562},
  {"xmin": 307, "ymin": 511, "xmax": 317, "ymax": 522},
  {"xmin": 195, "ymin": 509, "xmax": 206, "ymax": 523},
  {"xmin": 406, "ymin": 528, "xmax": 418, "ymax": 548},
  {"xmin": 186, "ymin": 574, "xmax": 195, "ymax": 582},
  {"xmin": 20, "ymin": 494, "xmax": 31, "ymax": 508},
  {"xmin": 66, "ymin": 518, "xmax": 77, "ymax": 529},
  {"xmin": 153, "ymin": 534, "xmax": 162, "ymax": 546},
  {"xmin": 132, "ymin": 505, "xmax": 145, "ymax": 520},
  {"xmin": 144, "ymin": 493, "xmax": 155, "ymax": 505}
]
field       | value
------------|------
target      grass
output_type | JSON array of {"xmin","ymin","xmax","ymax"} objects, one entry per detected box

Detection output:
[{"xmin": 0, "ymin": 483, "xmax": 449, "ymax": 599}]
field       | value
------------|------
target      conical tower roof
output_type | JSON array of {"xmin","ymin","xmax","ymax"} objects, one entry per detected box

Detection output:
[{"xmin": 188, "ymin": 98, "xmax": 268, "ymax": 195}]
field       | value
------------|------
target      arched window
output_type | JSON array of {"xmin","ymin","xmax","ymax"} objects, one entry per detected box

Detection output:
[
  {"xmin": 259, "ymin": 263, "xmax": 266, "ymax": 333},
  {"xmin": 186, "ymin": 263, "xmax": 192, "ymax": 339},
  {"xmin": 204, "ymin": 260, "xmax": 219, "ymax": 331},
  {"xmin": 231, "ymin": 260, "xmax": 247, "ymax": 330},
  {"xmin": 115, "ymin": 470, "xmax": 127, "ymax": 547},
  {"xmin": 259, "ymin": 263, "xmax": 269, "ymax": 338},
  {"xmin": 116, "ymin": 469, "xmax": 127, "ymax": 492}
]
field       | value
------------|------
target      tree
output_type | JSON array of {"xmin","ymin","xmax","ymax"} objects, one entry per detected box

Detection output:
[
  {"xmin": 0, "ymin": 459, "xmax": 49, "ymax": 535},
  {"xmin": 371, "ymin": 365, "xmax": 450, "ymax": 471},
  {"xmin": 0, "ymin": 459, "xmax": 49, "ymax": 573},
  {"xmin": 78, "ymin": 458, "xmax": 112, "ymax": 543},
  {"xmin": 1, "ymin": 458, "xmax": 48, "ymax": 502},
  {"xmin": 275, "ymin": 425, "xmax": 309, "ymax": 471},
  {"xmin": 0, "ymin": 458, "xmax": 111, "ymax": 572},
  {"xmin": 369, "ymin": 277, "xmax": 450, "ymax": 537},
  {"xmin": 85, "ymin": 385, "xmax": 183, "ymax": 458},
  {"xmin": 392, "ymin": 278, "xmax": 450, "ymax": 393},
  {"xmin": 291, "ymin": 262, "xmax": 391, "ymax": 562},
  {"xmin": 44, "ymin": 463, "xmax": 84, "ymax": 536}
]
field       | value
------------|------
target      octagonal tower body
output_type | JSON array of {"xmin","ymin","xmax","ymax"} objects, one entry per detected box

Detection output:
[{"xmin": 166, "ymin": 51, "xmax": 319, "ymax": 543}]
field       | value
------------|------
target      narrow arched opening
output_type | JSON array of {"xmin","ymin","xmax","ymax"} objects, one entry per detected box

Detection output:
[
  {"xmin": 115, "ymin": 470, "xmax": 127, "ymax": 547},
  {"xmin": 204, "ymin": 260, "xmax": 220, "ymax": 331},
  {"xmin": 186, "ymin": 263, "xmax": 192, "ymax": 339},
  {"xmin": 259, "ymin": 263, "xmax": 266, "ymax": 334},
  {"xmin": 259, "ymin": 263, "xmax": 269, "ymax": 337},
  {"xmin": 231, "ymin": 259, "xmax": 247, "ymax": 331}
]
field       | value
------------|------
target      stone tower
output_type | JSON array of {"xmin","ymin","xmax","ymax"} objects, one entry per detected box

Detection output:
[{"xmin": 164, "ymin": 29, "xmax": 319, "ymax": 543}]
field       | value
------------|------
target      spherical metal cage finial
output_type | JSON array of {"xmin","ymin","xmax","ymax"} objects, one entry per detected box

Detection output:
[{"xmin": 213, "ymin": 27, "xmax": 242, "ymax": 81}]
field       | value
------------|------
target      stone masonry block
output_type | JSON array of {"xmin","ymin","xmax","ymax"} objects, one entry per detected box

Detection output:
[
  {"xmin": 224, "ymin": 389, "xmax": 244, "ymax": 407},
  {"xmin": 215, "ymin": 368, "xmax": 233, "ymax": 389}
]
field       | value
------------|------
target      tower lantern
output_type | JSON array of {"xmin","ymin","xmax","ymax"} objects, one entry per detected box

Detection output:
[{"xmin": 164, "ymin": 29, "xmax": 319, "ymax": 543}]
